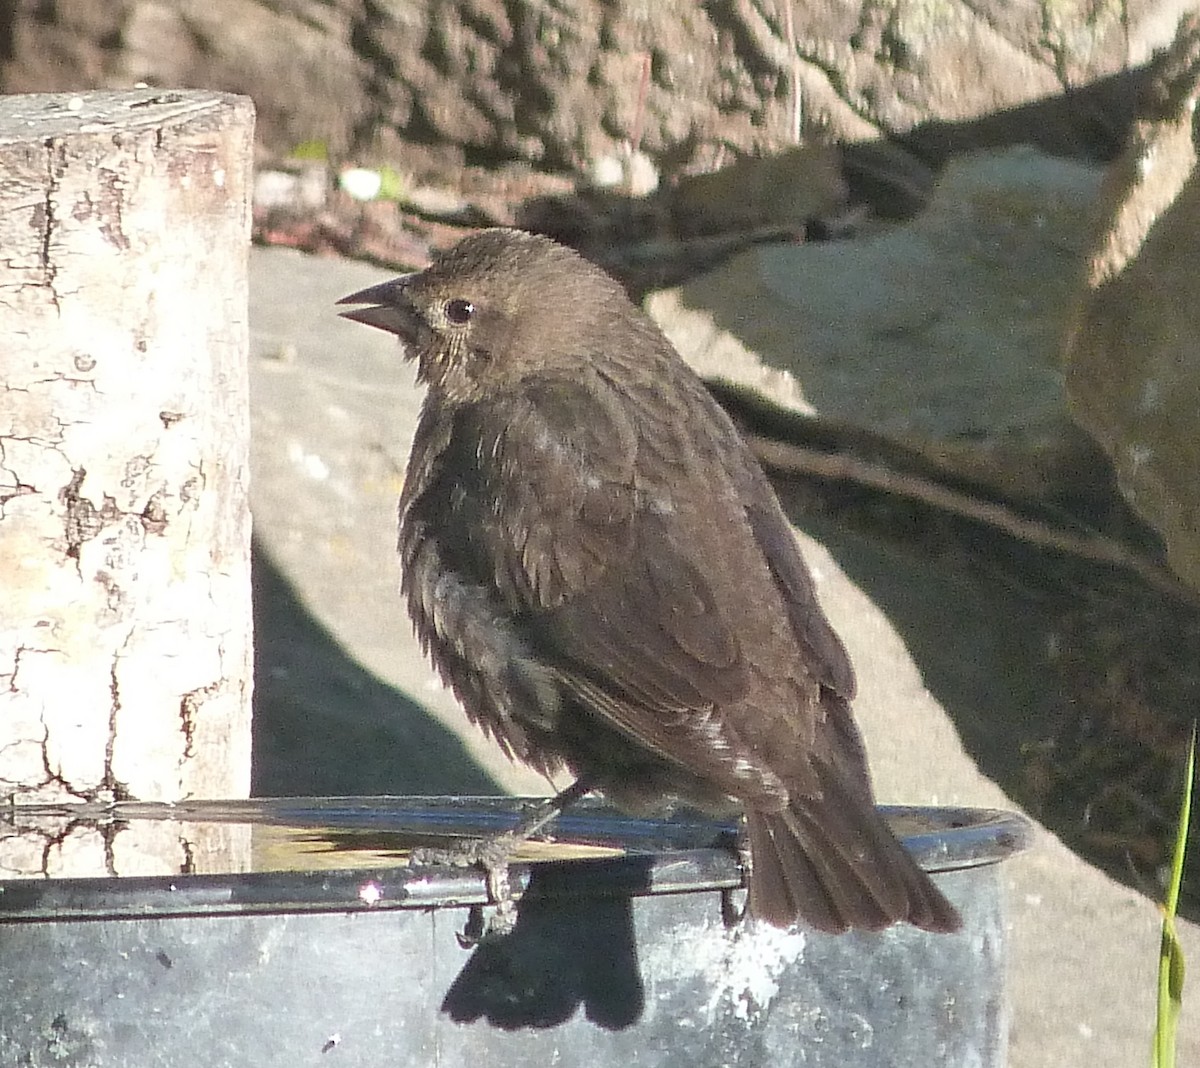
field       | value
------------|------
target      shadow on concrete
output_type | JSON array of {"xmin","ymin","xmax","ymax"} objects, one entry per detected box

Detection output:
[
  {"xmin": 251, "ymin": 537, "xmax": 502, "ymax": 797},
  {"xmin": 757, "ymin": 442, "xmax": 1200, "ymax": 916}
]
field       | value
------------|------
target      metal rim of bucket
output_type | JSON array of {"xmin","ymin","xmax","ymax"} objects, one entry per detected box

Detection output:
[{"xmin": 0, "ymin": 796, "xmax": 1030, "ymax": 923}]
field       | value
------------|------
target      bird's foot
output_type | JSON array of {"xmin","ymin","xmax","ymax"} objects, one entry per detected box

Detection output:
[
  {"xmin": 720, "ymin": 823, "xmax": 752, "ymax": 928},
  {"xmin": 408, "ymin": 782, "xmax": 596, "ymax": 944},
  {"xmin": 410, "ymin": 831, "xmax": 527, "ymax": 944},
  {"xmin": 409, "ymin": 829, "xmax": 523, "ymax": 872}
]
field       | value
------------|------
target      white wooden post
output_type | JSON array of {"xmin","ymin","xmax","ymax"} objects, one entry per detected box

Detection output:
[{"xmin": 0, "ymin": 90, "xmax": 255, "ymax": 874}]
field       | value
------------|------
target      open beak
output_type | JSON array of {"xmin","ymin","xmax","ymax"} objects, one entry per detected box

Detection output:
[{"xmin": 337, "ymin": 275, "xmax": 422, "ymax": 341}]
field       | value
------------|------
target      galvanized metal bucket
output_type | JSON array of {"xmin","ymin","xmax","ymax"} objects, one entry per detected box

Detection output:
[{"xmin": 0, "ymin": 797, "xmax": 1028, "ymax": 1067}]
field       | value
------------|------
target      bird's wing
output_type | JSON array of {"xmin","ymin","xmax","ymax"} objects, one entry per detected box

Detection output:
[
  {"xmin": 463, "ymin": 370, "xmax": 835, "ymax": 803},
  {"xmin": 536, "ymin": 506, "xmax": 801, "ymax": 804},
  {"xmin": 741, "ymin": 486, "xmax": 856, "ymax": 699},
  {"xmin": 465, "ymin": 370, "xmax": 745, "ymax": 704}
]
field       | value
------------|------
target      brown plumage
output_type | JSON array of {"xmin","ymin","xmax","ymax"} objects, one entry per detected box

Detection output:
[{"xmin": 338, "ymin": 228, "xmax": 960, "ymax": 934}]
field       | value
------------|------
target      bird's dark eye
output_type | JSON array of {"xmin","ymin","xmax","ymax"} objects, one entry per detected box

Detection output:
[{"xmin": 444, "ymin": 298, "xmax": 475, "ymax": 325}]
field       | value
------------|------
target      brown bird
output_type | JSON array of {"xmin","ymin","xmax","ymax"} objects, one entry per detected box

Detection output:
[{"xmin": 338, "ymin": 228, "xmax": 960, "ymax": 934}]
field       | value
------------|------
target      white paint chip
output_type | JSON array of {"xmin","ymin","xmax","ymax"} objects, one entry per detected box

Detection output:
[{"xmin": 642, "ymin": 918, "xmax": 807, "ymax": 1026}]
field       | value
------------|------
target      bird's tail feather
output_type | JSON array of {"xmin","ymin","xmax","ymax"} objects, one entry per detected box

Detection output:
[{"xmin": 745, "ymin": 779, "xmax": 962, "ymax": 933}]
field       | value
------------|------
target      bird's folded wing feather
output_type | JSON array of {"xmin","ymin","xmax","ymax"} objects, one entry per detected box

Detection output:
[{"xmin": 464, "ymin": 370, "xmax": 841, "ymax": 802}]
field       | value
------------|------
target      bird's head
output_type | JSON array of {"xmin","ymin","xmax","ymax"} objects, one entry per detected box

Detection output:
[{"xmin": 338, "ymin": 228, "xmax": 631, "ymax": 400}]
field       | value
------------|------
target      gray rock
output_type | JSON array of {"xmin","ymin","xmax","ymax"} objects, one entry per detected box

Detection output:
[
  {"xmin": 1065, "ymin": 13, "xmax": 1200, "ymax": 594},
  {"xmin": 0, "ymin": 0, "xmax": 1170, "ymax": 176}
]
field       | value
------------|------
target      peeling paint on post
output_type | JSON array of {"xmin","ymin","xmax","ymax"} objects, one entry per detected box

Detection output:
[{"xmin": 0, "ymin": 90, "xmax": 255, "ymax": 874}]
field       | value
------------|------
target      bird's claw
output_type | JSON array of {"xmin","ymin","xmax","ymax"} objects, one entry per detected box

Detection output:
[
  {"xmin": 409, "ymin": 829, "xmax": 522, "ymax": 872},
  {"xmin": 411, "ymin": 834, "xmax": 522, "ymax": 943},
  {"xmin": 720, "ymin": 823, "xmax": 752, "ymax": 928}
]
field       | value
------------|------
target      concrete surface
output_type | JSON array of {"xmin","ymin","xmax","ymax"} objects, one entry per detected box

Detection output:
[{"xmin": 248, "ymin": 244, "xmax": 1199, "ymax": 1067}]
